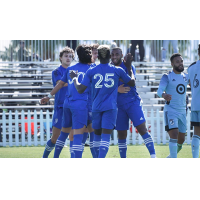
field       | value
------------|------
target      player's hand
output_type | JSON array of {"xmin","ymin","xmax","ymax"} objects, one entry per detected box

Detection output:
[
  {"xmin": 118, "ymin": 84, "xmax": 131, "ymax": 93},
  {"xmin": 162, "ymin": 94, "xmax": 172, "ymax": 101},
  {"xmin": 69, "ymin": 70, "xmax": 78, "ymax": 80},
  {"xmin": 40, "ymin": 97, "xmax": 50, "ymax": 104},
  {"xmin": 123, "ymin": 53, "xmax": 133, "ymax": 68}
]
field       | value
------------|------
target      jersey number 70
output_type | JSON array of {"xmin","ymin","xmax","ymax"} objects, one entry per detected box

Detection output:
[{"xmin": 94, "ymin": 73, "xmax": 114, "ymax": 88}]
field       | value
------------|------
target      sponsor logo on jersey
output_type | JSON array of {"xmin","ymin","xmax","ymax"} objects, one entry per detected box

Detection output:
[{"xmin": 176, "ymin": 84, "xmax": 185, "ymax": 94}]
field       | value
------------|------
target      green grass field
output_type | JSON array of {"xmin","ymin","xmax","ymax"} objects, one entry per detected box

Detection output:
[{"xmin": 0, "ymin": 144, "xmax": 193, "ymax": 158}]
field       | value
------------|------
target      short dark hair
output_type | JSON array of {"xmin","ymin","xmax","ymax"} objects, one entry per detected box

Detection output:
[
  {"xmin": 170, "ymin": 53, "xmax": 182, "ymax": 62},
  {"xmin": 111, "ymin": 47, "xmax": 122, "ymax": 54},
  {"xmin": 91, "ymin": 43, "xmax": 99, "ymax": 50},
  {"xmin": 59, "ymin": 46, "xmax": 75, "ymax": 63},
  {"xmin": 198, "ymin": 43, "xmax": 200, "ymax": 55},
  {"xmin": 76, "ymin": 44, "xmax": 92, "ymax": 64},
  {"xmin": 97, "ymin": 45, "xmax": 110, "ymax": 60}
]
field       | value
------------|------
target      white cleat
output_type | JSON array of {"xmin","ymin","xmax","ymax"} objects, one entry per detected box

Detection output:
[{"xmin": 166, "ymin": 155, "xmax": 171, "ymax": 158}]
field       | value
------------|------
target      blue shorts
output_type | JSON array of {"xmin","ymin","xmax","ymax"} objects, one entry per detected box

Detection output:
[
  {"xmin": 191, "ymin": 111, "xmax": 200, "ymax": 126},
  {"xmin": 52, "ymin": 106, "xmax": 63, "ymax": 129},
  {"xmin": 62, "ymin": 107, "xmax": 88, "ymax": 129},
  {"xmin": 164, "ymin": 111, "xmax": 186, "ymax": 133},
  {"xmin": 92, "ymin": 109, "xmax": 118, "ymax": 130},
  {"xmin": 115, "ymin": 100, "xmax": 145, "ymax": 130}
]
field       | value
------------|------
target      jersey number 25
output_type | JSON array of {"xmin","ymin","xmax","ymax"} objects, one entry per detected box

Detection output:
[{"xmin": 94, "ymin": 73, "xmax": 114, "ymax": 88}]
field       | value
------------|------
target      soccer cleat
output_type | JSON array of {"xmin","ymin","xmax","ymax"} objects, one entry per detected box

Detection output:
[{"xmin": 166, "ymin": 154, "xmax": 171, "ymax": 158}]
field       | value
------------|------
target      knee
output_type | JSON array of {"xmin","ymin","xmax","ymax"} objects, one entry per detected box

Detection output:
[{"xmin": 118, "ymin": 131, "xmax": 127, "ymax": 140}]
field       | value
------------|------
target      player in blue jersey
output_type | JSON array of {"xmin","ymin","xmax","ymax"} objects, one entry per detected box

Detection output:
[
  {"xmin": 111, "ymin": 47, "xmax": 156, "ymax": 158},
  {"xmin": 69, "ymin": 43, "xmax": 99, "ymax": 158},
  {"xmin": 42, "ymin": 46, "xmax": 74, "ymax": 158},
  {"xmin": 188, "ymin": 44, "xmax": 200, "ymax": 158},
  {"xmin": 69, "ymin": 45, "xmax": 135, "ymax": 158},
  {"xmin": 41, "ymin": 44, "xmax": 92, "ymax": 158},
  {"xmin": 157, "ymin": 53, "xmax": 189, "ymax": 158}
]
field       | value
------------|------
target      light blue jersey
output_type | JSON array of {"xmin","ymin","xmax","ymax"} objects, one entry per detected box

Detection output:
[
  {"xmin": 157, "ymin": 71, "xmax": 189, "ymax": 114},
  {"xmin": 188, "ymin": 60, "xmax": 200, "ymax": 111}
]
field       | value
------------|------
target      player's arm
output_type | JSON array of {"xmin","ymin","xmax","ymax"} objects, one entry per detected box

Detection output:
[
  {"xmin": 157, "ymin": 74, "xmax": 171, "ymax": 101},
  {"xmin": 56, "ymin": 80, "xmax": 68, "ymax": 87},
  {"xmin": 40, "ymin": 80, "xmax": 66, "ymax": 104},
  {"xmin": 118, "ymin": 84, "xmax": 131, "ymax": 93},
  {"xmin": 69, "ymin": 70, "xmax": 87, "ymax": 94}
]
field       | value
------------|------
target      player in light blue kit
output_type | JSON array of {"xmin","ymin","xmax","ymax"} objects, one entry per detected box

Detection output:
[
  {"xmin": 157, "ymin": 53, "xmax": 189, "ymax": 158},
  {"xmin": 188, "ymin": 44, "xmax": 200, "ymax": 158},
  {"xmin": 111, "ymin": 47, "xmax": 156, "ymax": 158},
  {"xmin": 41, "ymin": 44, "xmax": 92, "ymax": 158},
  {"xmin": 69, "ymin": 45, "xmax": 135, "ymax": 158},
  {"xmin": 42, "ymin": 46, "xmax": 74, "ymax": 158}
]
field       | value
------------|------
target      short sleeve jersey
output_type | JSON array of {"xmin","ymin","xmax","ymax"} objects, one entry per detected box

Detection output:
[
  {"xmin": 52, "ymin": 65, "xmax": 68, "ymax": 107},
  {"xmin": 157, "ymin": 71, "xmax": 189, "ymax": 113},
  {"xmin": 61, "ymin": 62, "xmax": 90, "ymax": 105},
  {"xmin": 188, "ymin": 60, "xmax": 200, "ymax": 111},
  {"xmin": 117, "ymin": 62, "xmax": 141, "ymax": 106},
  {"xmin": 81, "ymin": 63, "xmax": 131, "ymax": 112}
]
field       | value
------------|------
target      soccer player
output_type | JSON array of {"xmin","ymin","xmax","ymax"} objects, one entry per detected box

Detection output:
[
  {"xmin": 111, "ymin": 47, "xmax": 156, "ymax": 158},
  {"xmin": 69, "ymin": 45, "xmax": 135, "ymax": 158},
  {"xmin": 157, "ymin": 53, "xmax": 189, "ymax": 158},
  {"xmin": 42, "ymin": 46, "xmax": 74, "ymax": 158},
  {"xmin": 41, "ymin": 44, "xmax": 92, "ymax": 158},
  {"xmin": 188, "ymin": 44, "xmax": 200, "ymax": 158}
]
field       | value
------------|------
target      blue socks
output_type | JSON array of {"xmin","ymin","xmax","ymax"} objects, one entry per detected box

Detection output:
[
  {"xmin": 169, "ymin": 138, "xmax": 178, "ymax": 158},
  {"xmin": 54, "ymin": 131, "xmax": 69, "ymax": 158},
  {"xmin": 98, "ymin": 133, "xmax": 111, "ymax": 158},
  {"xmin": 73, "ymin": 134, "xmax": 84, "ymax": 158},
  {"xmin": 94, "ymin": 134, "xmax": 101, "ymax": 158},
  {"xmin": 191, "ymin": 135, "xmax": 200, "ymax": 158},
  {"xmin": 142, "ymin": 132, "xmax": 156, "ymax": 157},
  {"xmin": 89, "ymin": 132, "xmax": 97, "ymax": 158},
  {"xmin": 118, "ymin": 139, "xmax": 127, "ymax": 158},
  {"xmin": 70, "ymin": 141, "xmax": 75, "ymax": 158},
  {"xmin": 43, "ymin": 139, "xmax": 55, "ymax": 158}
]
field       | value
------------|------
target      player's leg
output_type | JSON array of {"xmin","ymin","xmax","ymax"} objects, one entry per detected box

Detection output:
[
  {"xmin": 87, "ymin": 123, "xmax": 97, "ymax": 158},
  {"xmin": 115, "ymin": 105, "xmax": 129, "ymax": 158},
  {"xmin": 82, "ymin": 127, "xmax": 89, "ymax": 155},
  {"xmin": 69, "ymin": 130, "xmax": 75, "ymax": 158},
  {"xmin": 43, "ymin": 107, "xmax": 62, "ymax": 158},
  {"xmin": 71, "ymin": 107, "xmax": 88, "ymax": 158},
  {"xmin": 98, "ymin": 109, "xmax": 118, "ymax": 158},
  {"xmin": 191, "ymin": 111, "xmax": 200, "ymax": 158},
  {"xmin": 165, "ymin": 111, "xmax": 179, "ymax": 158},
  {"xmin": 177, "ymin": 132, "xmax": 185, "ymax": 153},
  {"xmin": 54, "ymin": 107, "xmax": 72, "ymax": 158},
  {"xmin": 127, "ymin": 101, "xmax": 156, "ymax": 158},
  {"xmin": 177, "ymin": 115, "xmax": 186, "ymax": 154}
]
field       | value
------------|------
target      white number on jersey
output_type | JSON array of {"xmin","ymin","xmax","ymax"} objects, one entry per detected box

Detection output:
[{"xmin": 94, "ymin": 73, "xmax": 114, "ymax": 88}]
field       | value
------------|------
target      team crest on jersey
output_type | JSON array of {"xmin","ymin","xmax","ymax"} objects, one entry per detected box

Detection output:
[
  {"xmin": 183, "ymin": 76, "xmax": 187, "ymax": 82},
  {"xmin": 169, "ymin": 119, "xmax": 174, "ymax": 126}
]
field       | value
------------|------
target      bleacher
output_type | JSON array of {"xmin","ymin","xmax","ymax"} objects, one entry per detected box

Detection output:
[{"xmin": 0, "ymin": 61, "xmax": 192, "ymax": 113}]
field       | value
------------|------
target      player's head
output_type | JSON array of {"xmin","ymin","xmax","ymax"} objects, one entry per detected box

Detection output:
[
  {"xmin": 76, "ymin": 44, "xmax": 92, "ymax": 64},
  {"xmin": 91, "ymin": 43, "xmax": 99, "ymax": 63},
  {"xmin": 97, "ymin": 45, "xmax": 110, "ymax": 63},
  {"xmin": 111, "ymin": 47, "xmax": 123, "ymax": 66},
  {"xmin": 59, "ymin": 46, "xmax": 74, "ymax": 66},
  {"xmin": 170, "ymin": 53, "xmax": 184, "ymax": 72}
]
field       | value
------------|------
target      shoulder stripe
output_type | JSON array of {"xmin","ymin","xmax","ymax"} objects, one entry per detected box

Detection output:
[{"xmin": 188, "ymin": 61, "xmax": 196, "ymax": 69}]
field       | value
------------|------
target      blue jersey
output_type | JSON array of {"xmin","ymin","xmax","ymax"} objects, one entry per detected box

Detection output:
[
  {"xmin": 117, "ymin": 62, "xmax": 141, "ymax": 106},
  {"xmin": 52, "ymin": 65, "xmax": 68, "ymax": 107},
  {"xmin": 81, "ymin": 63, "xmax": 131, "ymax": 112},
  {"xmin": 61, "ymin": 62, "xmax": 90, "ymax": 108},
  {"xmin": 88, "ymin": 63, "xmax": 96, "ymax": 110},
  {"xmin": 188, "ymin": 60, "xmax": 200, "ymax": 111},
  {"xmin": 157, "ymin": 71, "xmax": 189, "ymax": 113}
]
